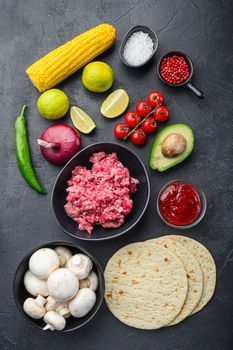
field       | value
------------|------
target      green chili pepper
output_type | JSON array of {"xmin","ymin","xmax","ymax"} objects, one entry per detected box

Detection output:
[{"xmin": 15, "ymin": 105, "xmax": 46, "ymax": 194}]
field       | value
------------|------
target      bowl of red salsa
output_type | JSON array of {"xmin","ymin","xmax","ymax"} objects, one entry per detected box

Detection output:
[{"xmin": 157, "ymin": 180, "xmax": 207, "ymax": 229}]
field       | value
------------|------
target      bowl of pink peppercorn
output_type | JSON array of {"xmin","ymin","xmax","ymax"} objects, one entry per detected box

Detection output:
[{"xmin": 157, "ymin": 51, "xmax": 204, "ymax": 99}]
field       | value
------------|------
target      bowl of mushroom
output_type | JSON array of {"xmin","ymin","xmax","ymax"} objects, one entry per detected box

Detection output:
[{"xmin": 13, "ymin": 241, "xmax": 104, "ymax": 332}]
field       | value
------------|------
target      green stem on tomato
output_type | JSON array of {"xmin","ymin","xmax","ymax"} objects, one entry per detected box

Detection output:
[{"xmin": 123, "ymin": 103, "xmax": 161, "ymax": 140}]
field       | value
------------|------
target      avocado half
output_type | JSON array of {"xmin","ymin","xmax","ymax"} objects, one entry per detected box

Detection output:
[{"xmin": 150, "ymin": 123, "xmax": 194, "ymax": 172}]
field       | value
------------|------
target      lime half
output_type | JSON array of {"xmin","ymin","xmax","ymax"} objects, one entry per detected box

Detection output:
[
  {"xmin": 101, "ymin": 89, "xmax": 129, "ymax": 118},
  {"xmin": 70, "ymin": 106, "xmax": 96, "ymax": 134}
]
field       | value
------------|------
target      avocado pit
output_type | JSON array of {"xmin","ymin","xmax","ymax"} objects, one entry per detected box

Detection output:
[{"xmin": 161, "ymin": 133, "xmax": 187, "ymax": 158}]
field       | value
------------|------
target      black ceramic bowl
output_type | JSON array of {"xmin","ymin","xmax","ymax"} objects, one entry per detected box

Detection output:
[
  {"xmin": 157, "ymin": 51, "xmax": 194, "ymax": 87},
  {"xmin": 157, "ymin": 51, "xmax": 204, "ymax": 99},
  {"xmin": 13, "ymin": 241, "xmax": 104, "ymax": 332},
  {"xmin": 52, "ymin": 142, "xmax": 150, "ymax": 241},
  {"xmin": 119, "ymin": 25, "xmax": 158, "ymax": 67}
]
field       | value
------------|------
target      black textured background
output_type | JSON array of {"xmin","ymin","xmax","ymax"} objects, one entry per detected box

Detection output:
[{"xmin": 1, "ymin": 0, "xmax": 233, "ymax": 349}]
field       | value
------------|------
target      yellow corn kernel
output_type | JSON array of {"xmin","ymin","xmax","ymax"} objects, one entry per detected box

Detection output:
[{"xmin": 26, "ymin": 23, "xmax": 116, "ymax": 92}]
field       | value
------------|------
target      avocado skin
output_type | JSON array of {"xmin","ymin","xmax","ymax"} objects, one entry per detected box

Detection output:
[{"xmin": 150, "ymin": 123, "xmax": 195, "ymax": 172}]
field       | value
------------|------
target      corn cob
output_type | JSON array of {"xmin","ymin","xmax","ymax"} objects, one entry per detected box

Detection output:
[{"xmin": 26, "ymin": 23, "xmax": 116, "ymax": 92}]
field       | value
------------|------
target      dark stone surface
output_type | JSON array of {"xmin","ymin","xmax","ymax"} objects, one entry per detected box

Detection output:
[{"xmin": 1, "ymin": 0, "xmax": 233, "ymax": 349}]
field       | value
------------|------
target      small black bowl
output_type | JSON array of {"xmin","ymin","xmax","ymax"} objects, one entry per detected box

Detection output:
[
  {"xmin": 13, "ymin": 241, "xmax": 105, "ymax": 332},
  {"xmin": 157, "ymin": 51, "xmax": 204, "ymax": 99},
  {"xmin": 51, "ymin": 142, "xmax": 150, "ymax": 241},
  {"xmin": 119, "ymin": 25, "xmax": 158, "ymax": 67}
]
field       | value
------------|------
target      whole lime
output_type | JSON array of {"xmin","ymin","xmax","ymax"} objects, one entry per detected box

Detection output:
[
  {"xmin": 37, "ymin": 89, "xmax": 69, "ymax": 120},
  {"xmin": 82, "ymin": 61, "xmax": 114, "ymax": 93}
]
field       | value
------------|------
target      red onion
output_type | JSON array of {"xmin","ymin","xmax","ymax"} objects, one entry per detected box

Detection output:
[{"xmin": 37, "ymin": 124, "xmax": 82, "ymax": 165}]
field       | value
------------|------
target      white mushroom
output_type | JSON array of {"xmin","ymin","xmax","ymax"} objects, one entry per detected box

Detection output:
[
  {"xmin": 55, "ymin": 246, "xmax": 72, "ymax": 267},
  {"xmin": 43, "ymin": 311, "xmax": 66, "ymax": 331},
  {"xmin": 47, "ymin": 268, "xmax": 79, "ymax": 302},
  {"xmin": 29, "ymin": 248, "xmax": 59, "ymax": 280},
  {"xmin": 24, "ymin": 270, "xmax": 49, "ymax": 297},
  {"xmin": 23, "ymin": 295, "xmax": 46, "ymax": 319},
  {"xmin": 68, "ymin": 288, "xmax": 96, "ymax": 318},
  {"xmin": 46, "ymin": 296, "xmax": 71, "ymax": 318},
  {"xmin": 79, "ymin": 271, "xmax": 98, "ymax": 291},
  {"xmin": 66, "ymin": 254, "xmax": 93, "ymax": 280}
]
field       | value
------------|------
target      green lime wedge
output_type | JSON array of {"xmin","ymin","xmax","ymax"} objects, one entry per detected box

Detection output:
[
  {"xmin": 101, "ymin": 89, "xmax": 129, "ymax": 118},
  {"xmin": 70, "ymin": 106, "xmax": 96, "ymax": 134}
]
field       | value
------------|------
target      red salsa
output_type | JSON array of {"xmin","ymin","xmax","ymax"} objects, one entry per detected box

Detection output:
[{"xmin": 159, "ymin": 182, "xmax": 202, "ymax": 226}]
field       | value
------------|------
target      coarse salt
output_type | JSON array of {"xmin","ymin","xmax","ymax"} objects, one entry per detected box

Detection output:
[{"xmin": 123, "ymin": 31, "xmax": 154, "ymax": 66}]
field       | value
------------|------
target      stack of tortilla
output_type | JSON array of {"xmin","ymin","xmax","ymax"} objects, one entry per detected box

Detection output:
[{"xmin": 104, "ymin": 235, "xmax": 216, "ymax": 329}]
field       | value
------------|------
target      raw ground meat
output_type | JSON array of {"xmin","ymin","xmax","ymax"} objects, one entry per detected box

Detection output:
[{"xmin": 64, "ymin": 152, "xmax": 139, "ymax": 234}]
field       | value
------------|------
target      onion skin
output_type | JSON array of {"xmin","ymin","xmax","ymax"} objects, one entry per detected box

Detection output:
[{"xmin": 38, "ymin": 124, "xmax": 82, "ymax": 165}]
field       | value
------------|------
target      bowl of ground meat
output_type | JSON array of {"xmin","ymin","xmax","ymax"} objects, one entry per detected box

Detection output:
[{"xmin": 51, "ymin": 142, "xmax": 150, "ymax": 241}]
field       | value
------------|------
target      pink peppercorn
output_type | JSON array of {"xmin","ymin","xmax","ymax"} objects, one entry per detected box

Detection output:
[{"xmin": 160, "ymin": 55, "xmax": 190, "ymax": 85}]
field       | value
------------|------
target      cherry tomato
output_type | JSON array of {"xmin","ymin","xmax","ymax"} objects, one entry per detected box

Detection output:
[
  {"xmin": 114, "ymin": 123, "xmax": 130, "ymax": 139},
  {"xmin": 141, "ymin": 116, "xmax": 158, "ymax": 133},
  {"xmin": 124, "ymin": 111, "xmax": 141, "ymax": 128},
  {"xmin": 148, "ymin": 91, "xmax": 164, "ymax": 107},
  {"xmin": 130, "ymin": 128, "xmax": 147, "ymax": 145},
  {"xmin": 136, "ymin": 100, "xmax": 152, "ymax": 117},
  {"xmin": 153, "ymin": 106, "xmax": 169, "ymax": 122}
]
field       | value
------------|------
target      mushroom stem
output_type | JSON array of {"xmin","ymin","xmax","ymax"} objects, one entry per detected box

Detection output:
[
  {"xmin": 46, "ymin": 296, "xmax": 71, "ymax": 318},
  {"xmin": 35, "ymin": 295, "xmax": 47, "ymax": 307},
  {"xmin": 56, "ymin": 305, "xmax": 71, "ymax": 318},
  {"xmin": 43, "ymin": 324, "xmax": 54, "ymax": 331}
]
